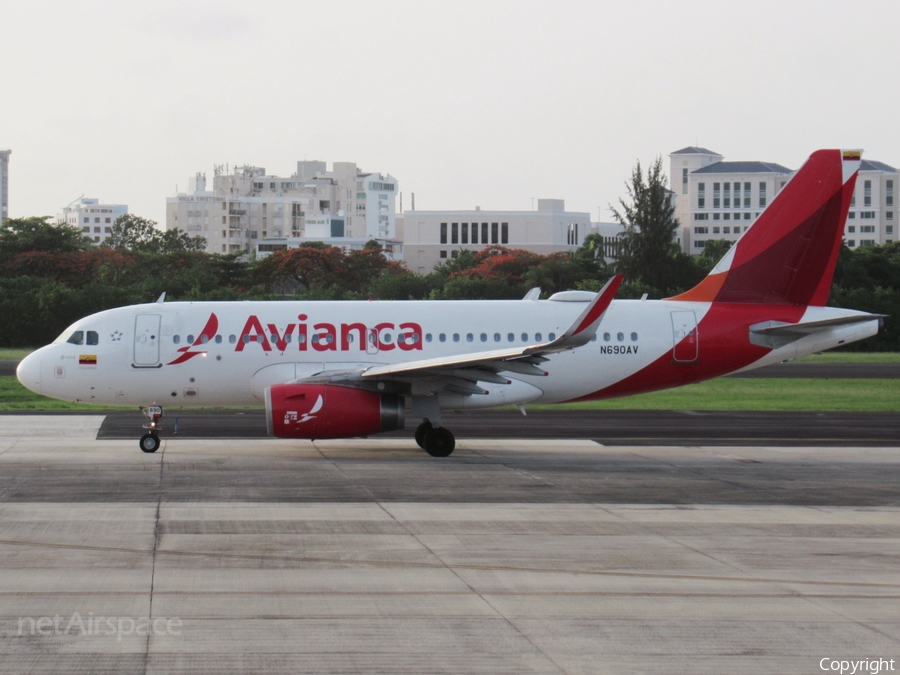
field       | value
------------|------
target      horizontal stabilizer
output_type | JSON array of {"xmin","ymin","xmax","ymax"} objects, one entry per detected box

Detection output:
[{"xmin": 749, "ymin": 313, "xmax": 884, "ymax": 348}]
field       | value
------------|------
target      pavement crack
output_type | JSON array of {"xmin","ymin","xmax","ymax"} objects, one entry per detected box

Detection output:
[{"xmin": 142, "ymin": 439, "xmax": 165, "ymax": 675}]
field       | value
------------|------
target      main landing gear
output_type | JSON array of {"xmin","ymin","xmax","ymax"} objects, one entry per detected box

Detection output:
[
  {"xmin": 138, "ymin": 405, "xmax": 163, "ymax": 453},
  {"xmin": 414, "ymin": 420, "xmax": 456, "ymax": 458}
]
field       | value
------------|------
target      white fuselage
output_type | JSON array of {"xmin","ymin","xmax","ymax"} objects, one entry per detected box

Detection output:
[{"xmin": 17, "ymin": 298, "xmax": 878, "ymax": 410}]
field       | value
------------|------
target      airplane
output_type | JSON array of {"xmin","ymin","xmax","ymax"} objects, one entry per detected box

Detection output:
[{"xmin": 16, "ymin": 149, "xmax": 883, "ymax": 457}]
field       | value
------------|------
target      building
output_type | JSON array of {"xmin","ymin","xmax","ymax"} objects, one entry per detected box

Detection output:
[
  {"xmin": 401, "ymin": 199, "xmax": 619, "ymax": 274},
  {"xmin": 57, "ymin": 197, "xmax": 128, "ymax": 245},
  {"xmin": 669, "ymin": 147, "xmax": 794, "ymax": 254},
  {"xmin": 844, "ymin": 160, "xmax": 897, "ymax": 248},
  {"xmin": 670, "ymin": 146, "xmax": 898, "ymax": 253},
  {"xmin": 166, "ymin": 161, "xmax": 399, "ymax": 255},
  {"xmin": 0, "ymin": 150, "xmax": 10, "ymax": 223}
]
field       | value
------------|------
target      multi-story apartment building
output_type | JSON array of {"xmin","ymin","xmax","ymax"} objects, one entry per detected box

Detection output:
[
  {"xmin": 669, "ymin": 147, "xmax": 794, "ymax": 254},
  {"xmin": 166, "ymin": 161, "xmax": 398, "ymax": 255},
  {"xmin": 0, "ymin": 150, "xmax": 10, "ymax": 223},
  {"xmin": 57, "ymin": 197, "xmax": 128, "ymax": 245},
  {"xmin": 401, "ymin": 199, "xmax": 620, "ymax": 274},
  {"xmin": 670, "ymin": 147, "xmax": 898, "ymax": 253},
  {"xmin": 844, "ymin": 160, "xmax": 897, "ymax": 248}
]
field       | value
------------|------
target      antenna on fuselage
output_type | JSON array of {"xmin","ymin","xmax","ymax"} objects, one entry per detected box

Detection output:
[{"xmin": 156, "ymin": 292, "xmax": 166, "ymax": 304}]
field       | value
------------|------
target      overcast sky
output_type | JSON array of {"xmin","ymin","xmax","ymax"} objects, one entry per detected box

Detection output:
[{"xmin": 2, "ymin": 0, "xmax": 898, "ymax": 226}]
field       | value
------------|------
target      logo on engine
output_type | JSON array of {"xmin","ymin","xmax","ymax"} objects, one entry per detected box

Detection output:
[{"xmin": 284, "ymin": 394, "xmax": 324, "ymax": 426}]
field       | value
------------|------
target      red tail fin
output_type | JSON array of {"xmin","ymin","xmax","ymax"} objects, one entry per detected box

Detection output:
[{"xmin": 670, "ymin": 149, "xmax": 860, "ymax": 306}]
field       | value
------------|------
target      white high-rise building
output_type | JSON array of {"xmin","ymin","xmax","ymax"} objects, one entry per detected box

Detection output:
[
  {"xmin": 669, "ymin": 147, "xmax": 793, "ymax": 254},
  {"xmin": 167, "ymin": 161, "xmax": 399, "ymax": 255},
  {"xmin": 844, "ymin": 160, "xmax": 897, "ymax": 248},
  {"xmin": 0, "ymin": 150, "xmax": 10, "ymax": 223},
  {"xmin": 670, "ymin": 147, "xmax": 898, "ymax": 253},
  {"xmin": 57, "ymin": 197, "xmax": 128, "ymax": 245}
]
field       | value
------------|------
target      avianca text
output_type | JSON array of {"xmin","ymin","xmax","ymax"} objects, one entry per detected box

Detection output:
[{"xmin": 235, "ymin": 314, "xmax": 424, "ymax": 353}]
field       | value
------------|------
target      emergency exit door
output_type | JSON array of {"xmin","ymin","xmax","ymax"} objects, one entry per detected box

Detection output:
[{"xmin": 134, "ymin": 314, "xmax": 161, "ymax": 366}]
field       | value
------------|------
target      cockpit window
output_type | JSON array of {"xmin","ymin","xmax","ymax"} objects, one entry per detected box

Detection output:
[
  {"xmin": 66, "ymin": 331, "xmax": 84, "ymax": 345},
  {"xmin": 86, "ymin": 331, "xmax": 99, "ymax": 345}
]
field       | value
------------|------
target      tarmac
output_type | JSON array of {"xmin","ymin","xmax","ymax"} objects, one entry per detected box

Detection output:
[{"xmin": 0, "ymin": 415, "xmax": 898, "ymax": 674}]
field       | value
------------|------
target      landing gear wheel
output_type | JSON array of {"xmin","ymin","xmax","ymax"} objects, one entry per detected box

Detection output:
[
  {"xmin": 415, "ymin": 421, "xmax": 433, "ymax": 449},
  {"xmin": 423, "ymin": 427, "xmax": 455, "ymax": 457},
  {"xmin": 139, "ymin": 433, "xmax": 160, "ymax": 454}
]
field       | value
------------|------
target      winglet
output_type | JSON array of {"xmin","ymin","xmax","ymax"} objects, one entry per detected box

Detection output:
[{"xmin": 527, "ymin": 274, "xmax": 623, "ymax": 354}]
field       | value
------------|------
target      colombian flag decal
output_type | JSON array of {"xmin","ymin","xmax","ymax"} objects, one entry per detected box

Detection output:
[{"xmin": 79, "ymin": 355, "xmax": 97, "ymax": 365}]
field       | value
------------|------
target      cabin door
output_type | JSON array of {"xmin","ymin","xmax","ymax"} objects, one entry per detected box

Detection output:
[
  {"xmin": 134, "ymin": 314, "xmax": 161, "ymax": 366},
  {"xmin": 671, "ymin": 311, "xmax": 699, "ymax": 363}
]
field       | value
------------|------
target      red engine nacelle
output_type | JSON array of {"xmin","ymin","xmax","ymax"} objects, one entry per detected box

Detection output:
[{"xmin": 265, "ymin": 383, "xmax": 404, "ymax": 440}]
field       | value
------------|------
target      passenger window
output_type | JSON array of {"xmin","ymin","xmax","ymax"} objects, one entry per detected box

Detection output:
[
  {"xmin": 617, "ymin": 332, "xmax": 624, "ymax": 342},
  {"xmin": 229, "ymin": 335, "xmax": 236, "ymax": 344},
  {"xmin": 494, "ymin": 333, "xmax": 501, "ymax": 342},
  {"xmin": 86, "ymin": 331, "xmax": 99, "ymax": 345},
  {"xmin": 507, "ymin": 333, "xmax": 514, "ymax": 342},
  {"xmin": 521, "ymin": 333, "xmax": 528, "ymax": 342},
  {"xmin": 439, "ymin": 334, "xmax": 446, "ymax": 342},
  {"xmin": 285, "ymin": 335, "xmax": 292, "ymax": 343},
  {"xmin": 187, "ymin": 335, "xmax": 195, "ymax": 343},
  {"xmin": 215, "ymin": 335, "xmax": 222, "ymax": 344},
  {"xmin": 466, "ymin": 333, "xmax": 474, "ymax": 342},
  {"xmin": 347, "ymin": 334, "xmax": 355, "ymax": 343},
  {"xmin": 425, "ymin": 334, "xmax": 433, "ymax": 343},
  {"xmin": 243, "ymin": 335, "xmax": 251, "ymax": 344},
  {"xmin": 173, "ymin": 335, "xmax": 181, "ymax": 345},
  {"xmin": 453, "ymin": 333, "xmax": 460, "ymax": 342},
  {"xmin": 201, "ymin": 335, "xmax": 209, "ymax": 344},
  {"xmin": 480, "ymin": 333, "xmax": 487, "ymax": 342},
  {"xmin": 535, "ymin": 333, "xmax": 542, "ymax": 341},
  {"xmin": 631, "ymin": 332, "xmax": 638, "ymax": 341},
  {"xmin": 67, "ymin": 331, "xmax": 84, "ymax": 345},
  {"xmin": 382, "ymin": 333, "xmax": 392, "ymax": 343},
  {"xmin": 603, "ymin": 332, "xmax": 610, "ymax": 342},
  {"xmin": 549, "ymin": 333, "xmax": 556, "ymax": 341}
]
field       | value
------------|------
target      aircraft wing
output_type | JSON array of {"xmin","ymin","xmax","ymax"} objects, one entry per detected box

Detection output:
[
  {"xmin": 296, "ymin": 275, "xmax": 622, "ymax": 395},
  {"xmin": 359, "ymin": 274, "xmax": 622, "ymax": 380}
]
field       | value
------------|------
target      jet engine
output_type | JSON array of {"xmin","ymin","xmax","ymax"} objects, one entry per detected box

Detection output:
[{"xmin": 265, "ymin": 383, "xmax": 404, "ymax": 440}]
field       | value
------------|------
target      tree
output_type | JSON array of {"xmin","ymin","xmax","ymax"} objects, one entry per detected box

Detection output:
[
  {"xmin": 105, "ymin": 214, "xmax": 205, "ymax": 253},
  {"xmin": 610, "ymin": 156, "xmax": 698, "ymax": 294},
  {"xmin": 695, "ymin": 239, "xmax": 733, "ymax": 276},
  {"xmin": 0, "ymin": 216, "xmax": 92, "ymax": 260}
]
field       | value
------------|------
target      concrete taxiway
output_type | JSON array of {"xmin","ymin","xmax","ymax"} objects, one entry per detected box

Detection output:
[{"xmin": 0, "ymin": 416, "xmax": 897, "ymax": 674}]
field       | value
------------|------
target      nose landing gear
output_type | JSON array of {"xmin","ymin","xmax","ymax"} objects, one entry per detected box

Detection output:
[{"xmin": 139, "ymin": 406, "xmax": 163, "ymax": 453}]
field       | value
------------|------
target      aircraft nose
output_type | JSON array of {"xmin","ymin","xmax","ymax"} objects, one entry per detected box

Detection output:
[{"xmin": 16, "ymin": 352, "xmax": 41, "ymax": 395}]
